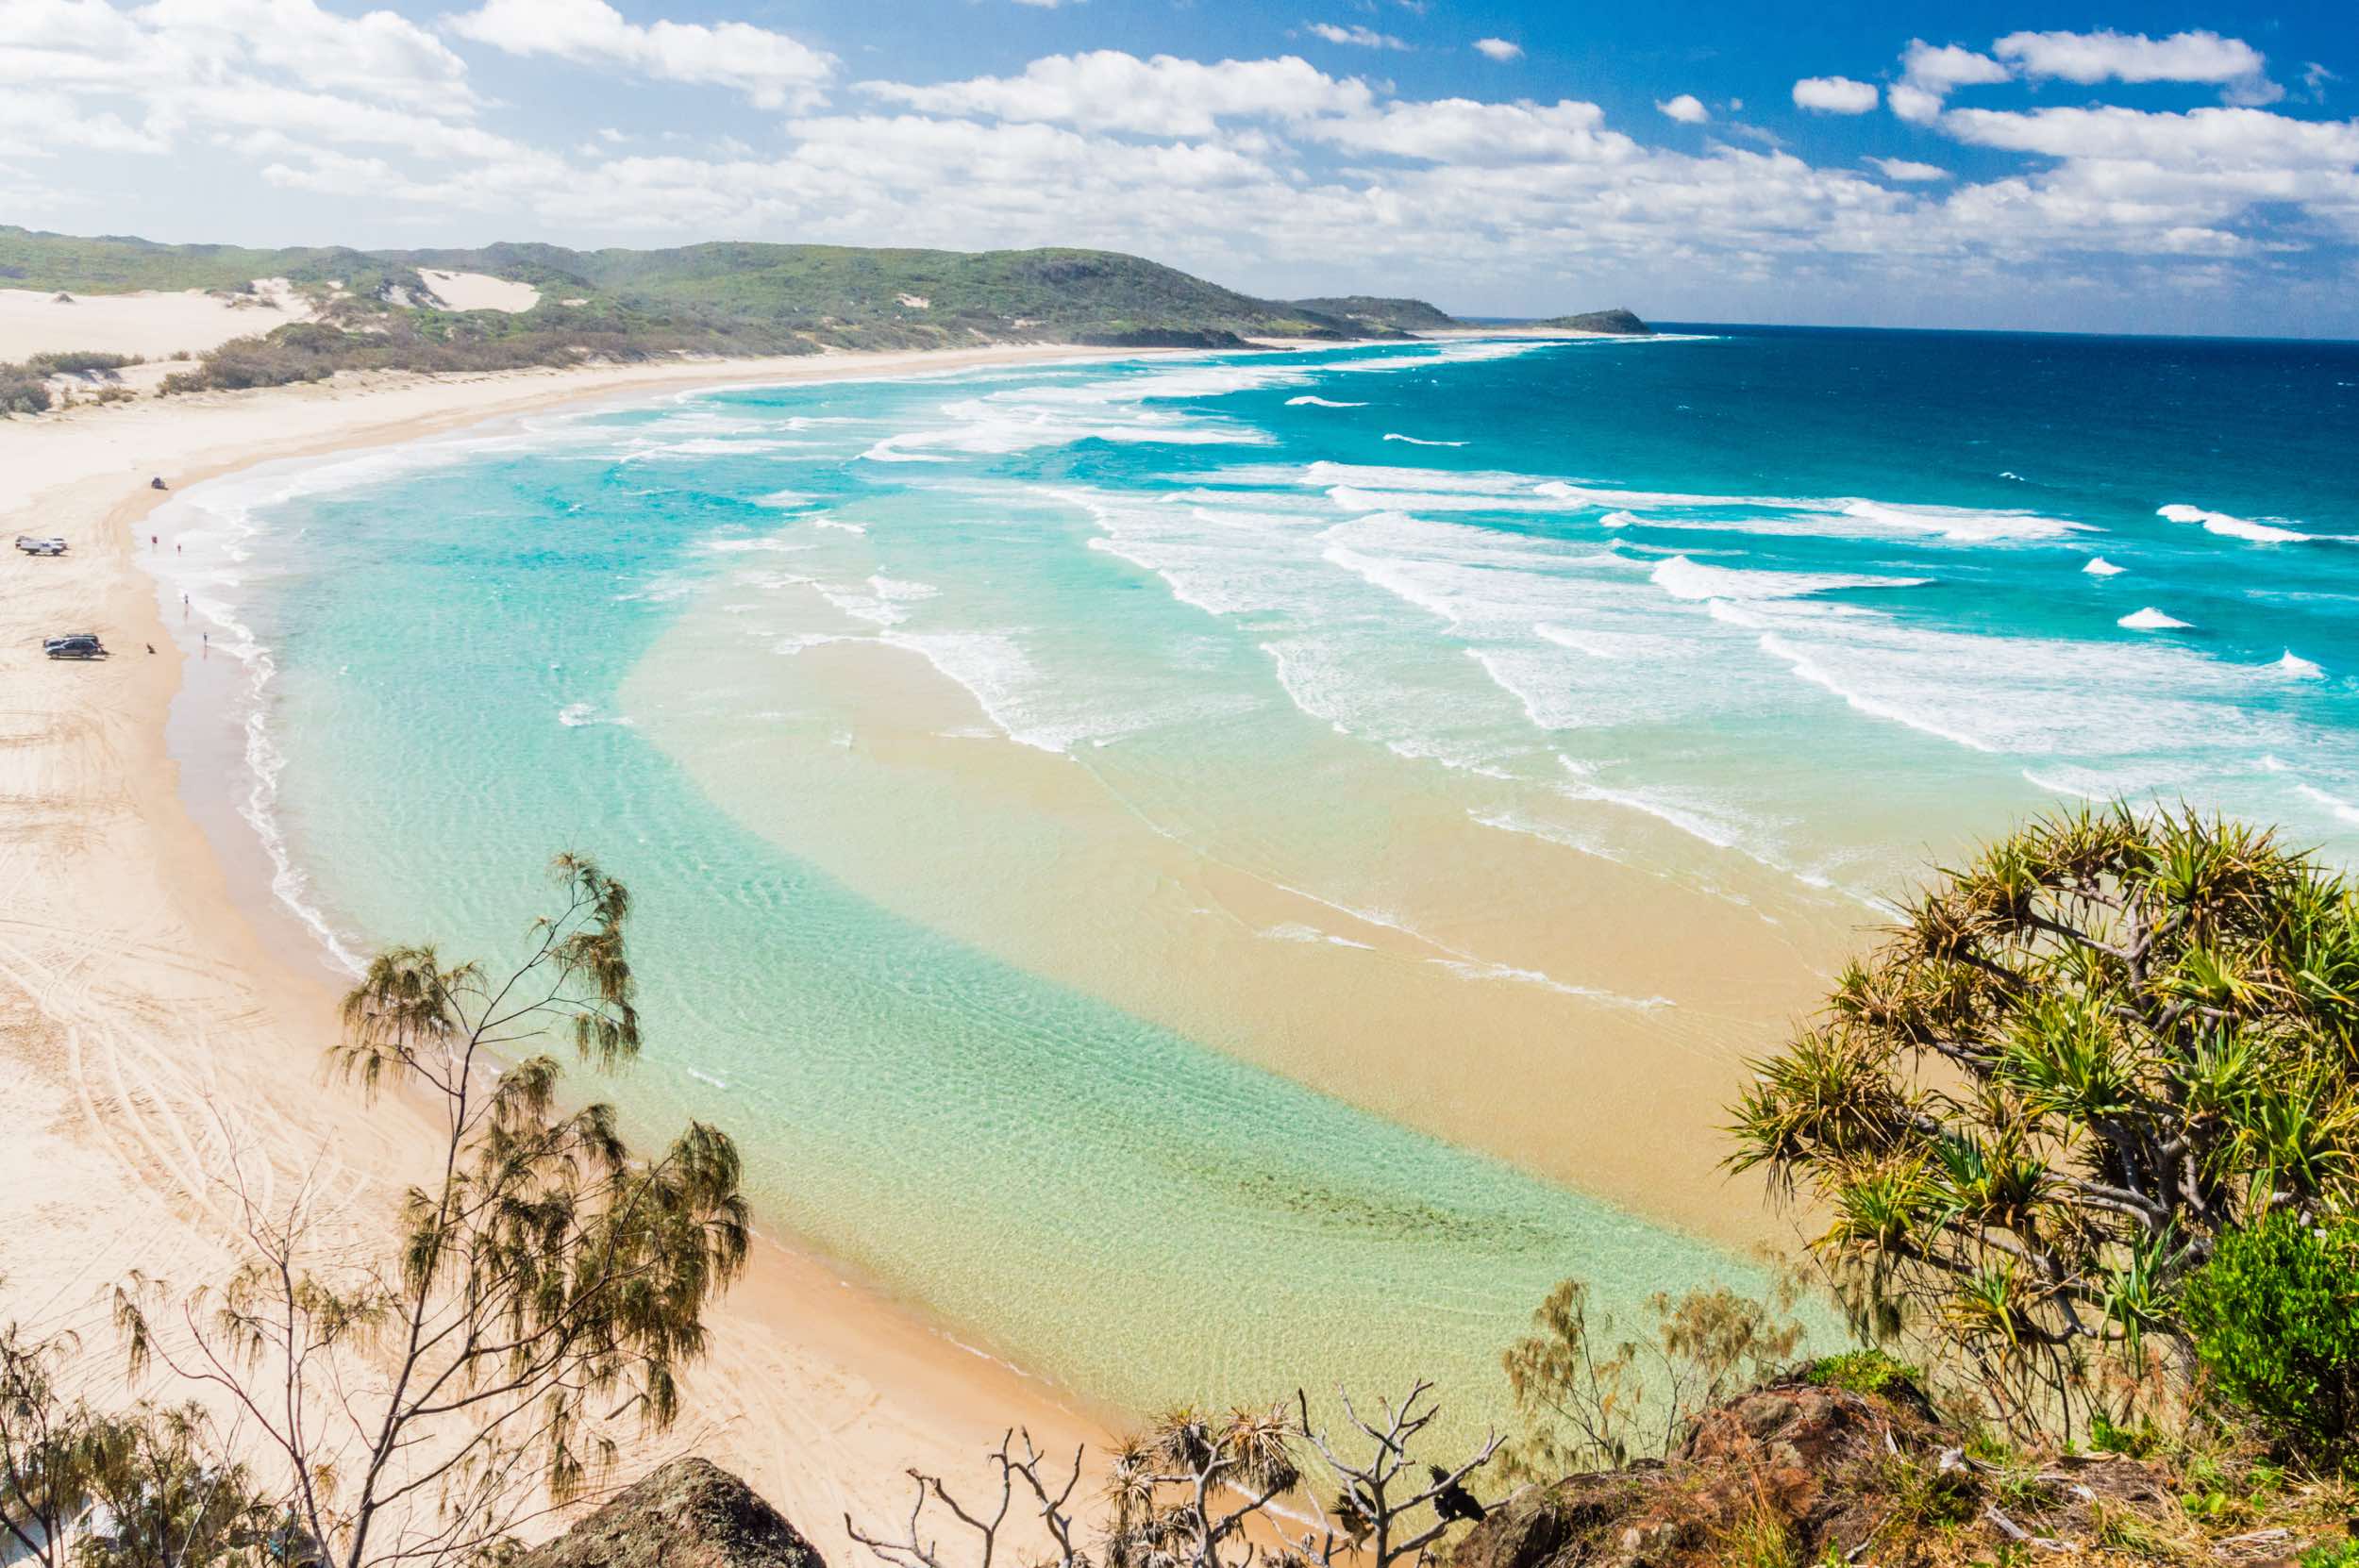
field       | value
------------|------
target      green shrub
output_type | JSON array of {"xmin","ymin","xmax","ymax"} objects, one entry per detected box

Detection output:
[
  {"xmin": 0, "ymin": 362, "xmax": 52, "ymax": 414},
  {"xmin": 1801, "ymin": 1348, "xmax": 1919, "ymax": 1395},
  {"xmin": 2183, "ymin": 1211, "xmax": 2359, "ymax": 1472},
  {"xmin": 2299, "ymin": 1538, "xmax": 2359, "ymax": 1568},
  {"xmin": 27, "ymin": 348, "xmax": 138, "ymax": 375},
  {"xmin": 2088, "ymin": 1410, "xmax": 2165, "ymax": 1458}
]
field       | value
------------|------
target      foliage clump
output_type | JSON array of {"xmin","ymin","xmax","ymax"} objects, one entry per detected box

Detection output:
[
  {"xmin": 27, "ymin": 349, "xmax": 139, "ymax": 375},
  {"xmin": 1729, "ymin": 807, "xmax": 2359, "ymax": 1439},
  {"xmin": 1800, "ymin": 1348, "xmax": 1918, "ymax": 1396},
  {"xmin": 0, "ymin": 362, "xmax": 52, "ymax": 414},
  {"xmin": 109, "ymin": 854, "xmax": 751, "ymax": 1568},
  {"xmin": 2183, "ymin": 1210, "xmax": 2359, "ymax": 1472},
  {"xmin": 1500, "ymin": 1274, "xmax": 1806, "ymax": 1476}
]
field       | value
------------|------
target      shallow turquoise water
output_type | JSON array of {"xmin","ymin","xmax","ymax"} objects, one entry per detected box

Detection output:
[{"xmin": 152, "ymin": 327, "xmax": 2359, "ymax": 1426}]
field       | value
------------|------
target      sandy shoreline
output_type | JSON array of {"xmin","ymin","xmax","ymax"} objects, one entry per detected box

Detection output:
[
  {"xmin": 0, "ymin": 327, "xmax": 1830, "ymax": 1555},
  {"xmin": 0, "ymin": 344, "xmax": 1167, "ymax": 1559}
]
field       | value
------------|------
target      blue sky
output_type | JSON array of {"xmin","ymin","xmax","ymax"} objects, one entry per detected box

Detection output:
[{"xmin": 4, "ymin": 0, "xmax": 2356, "ymax": 334}]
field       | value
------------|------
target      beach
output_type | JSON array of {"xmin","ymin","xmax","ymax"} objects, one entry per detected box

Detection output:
[
  {"xmin": 9, "ymin": 316, "xmax": 2351, "ymax": 1557},
  {"xmin": 0, "ymin": 345, "xmax": 1167, "ymax": 1560}
]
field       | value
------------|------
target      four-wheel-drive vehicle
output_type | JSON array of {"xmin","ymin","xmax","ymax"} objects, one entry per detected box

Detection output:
[
  {"xmin": 42, "ymin": 632, "xmax": 107, "ymax": 659},
  {"xmin": 15, "ymin": 536, "xmax": 67, "ymax": 555}
]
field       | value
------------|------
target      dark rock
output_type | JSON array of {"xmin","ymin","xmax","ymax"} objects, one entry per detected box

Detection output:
[{"xmin": 516, "ymin": 1459, "xmax": 826, "ymax": 1568}]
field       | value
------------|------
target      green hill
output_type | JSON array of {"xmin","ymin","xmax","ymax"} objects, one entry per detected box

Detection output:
[
  {"xmin": 0, "ymin": 225, "xmax": 1449, "ymax": 359},
  {"xmin": 1539, "ymin": 307, "xmax": 1652, "ymax": 335},
  {"xmin": 1288, "ymin": 295, "xmax": 1461, "ymax": 332}
]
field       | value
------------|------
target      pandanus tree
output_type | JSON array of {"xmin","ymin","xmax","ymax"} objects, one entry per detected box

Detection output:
[{"xmin": 1728, "ymin": 807, "xmax": 2359, "ymax": 1435}]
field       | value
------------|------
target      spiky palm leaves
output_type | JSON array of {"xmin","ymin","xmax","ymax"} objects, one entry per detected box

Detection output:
[
  {"xmin": 1102, "ymin": 1405, "xmax": 1299, "ymax": 1568},
  {"xmin": 1728, "ymin": 806, "xmax": 2359, "ymax": 1436}
]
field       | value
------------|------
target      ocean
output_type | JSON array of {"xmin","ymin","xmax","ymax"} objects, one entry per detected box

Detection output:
[{"xmin": 150, "ymin": 325, "xmax": 2359, "ymax": 1431}]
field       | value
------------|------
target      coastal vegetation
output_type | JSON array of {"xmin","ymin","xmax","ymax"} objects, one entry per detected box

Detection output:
[
  {"xmin": 3, "ymin": 225, "xmax": 1436, "ymax": 396},
  {"xmin": 1729, "ymin": 807, "xmax": 2359, "ymax": 1454},
  {"xmin": 37, "ymin": 855, "xmax": 751, "ymax": 1568},
  {"xmin": 9, "ymin": 812, "xmax": 2358, "ymax": 1565},
  {"xmin": 0, "ymin": 364, "xmax": 51, "ymax": 414},
  {"xmin": 1537, "ymin": 310, "xmax": 1651, "ymax": 336},
  {"xmin": 2, "ymin": 224, "xmax": 1650, "ymax": 402}
]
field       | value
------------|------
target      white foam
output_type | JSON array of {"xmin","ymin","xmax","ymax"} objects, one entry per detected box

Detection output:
[
  {"xmin": 754, "ymin": 490, "xmax": 812, "ymax": 509},
  {"xmin": 2118, "ymin": 607, "xmax": 2191, "ymax": 630},
  {"xmin": 2277, "ymin": 650, "xmax": 2325, "ymax": 679},
  {"xmin": 703, "ymin": 536, "xmax": 811, "ymax": 554},
  {"xmin": 1426, "ymin": 957, "xmax": 1673, "ymax": 1010},
  {"xmin": 1649, "ymin": 556, "xmax": 1930, "ymax": 602},
  {"xmin": 2083, "ymin": 556, "xmax": 2126, "ymax": 576},
  {"xmin": 1382, "ymin": 433, "xmax": 1469, "ymax": 447},
  {"xmin": 2296, "ymin": 784, "xmax": 2359, "ymax": 826},
  {"xmin": 1753, "ymin": 632, "xmax": 1997, "ymax": 753},
  {"xmin": 1286, "ymin": 395, "xmax": 1367, "ymax": 408},
  {"xmin": 1831, "ymin": 499, "xmax": 2089, "ymax": 543},
  {"xmin": 2020, "ymin": 768, "xmax": 2112, "ymax": 802},
  {"xmin": 2158, "ymin": 503, "xmax": 2311, "ymax": 543}
]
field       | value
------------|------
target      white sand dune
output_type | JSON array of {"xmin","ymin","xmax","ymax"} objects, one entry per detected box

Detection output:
[
  {"xmin": 0, "ymin": 285, "xmax": 310, "ymax": 363},
  {"xmin": 419, "ymin": 269, "xmax": 541, "ymax": 312}
]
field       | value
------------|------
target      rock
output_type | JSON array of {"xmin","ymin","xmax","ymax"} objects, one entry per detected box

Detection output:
[
  {"xmin": 1540, "ymin": 309, "xmax": 1651, "ymax": 335},
  {"xmin": 516, "ymin": 1459, "xmax": 827, "ymax": 1568}
]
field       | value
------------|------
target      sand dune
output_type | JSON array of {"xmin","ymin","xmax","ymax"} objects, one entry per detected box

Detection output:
[
  {"xmin": 0, "ymin": 285, "xmax": 310, "ymax": 363},
  {"xmin": 419, "ymin": 269, "xmax": 542, "ymax": 312}
]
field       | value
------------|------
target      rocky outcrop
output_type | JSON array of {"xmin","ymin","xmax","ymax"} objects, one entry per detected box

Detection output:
[
  {"xmin": 517, "ymin": 1459, "xmax": 827, "ymax": 1568},
  {"xmin": 1540, "ymin": 309, "xmax": 1651, "ymax": 336},
  {"xmin": 1450, "ymin": 1384, "xmax": 1921, "ymax": 1568}
]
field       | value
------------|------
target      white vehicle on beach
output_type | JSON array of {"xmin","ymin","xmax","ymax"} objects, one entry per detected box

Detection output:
[{"xmin": 15, "ymin": 535, "xmax": 67, "ymax": 555}]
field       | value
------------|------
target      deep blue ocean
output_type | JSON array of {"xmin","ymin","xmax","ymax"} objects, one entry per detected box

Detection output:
[{"xmin": 152, "ymin": 325, "xmax": 2359, "ymax": 1432}]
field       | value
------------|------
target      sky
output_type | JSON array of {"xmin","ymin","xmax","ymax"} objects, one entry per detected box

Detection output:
[{"xmin": 3, "ymin": 0, "xmax": 2356, "ymax": 335}]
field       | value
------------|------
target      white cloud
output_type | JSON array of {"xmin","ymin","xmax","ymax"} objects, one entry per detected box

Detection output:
[
  {"xmin": 1938, "ymin": 104, "xmax": 2359, "ymax": 170},
  {"xmin": 1307, "ymin": 22, "xmax": 1407, "ymax": 50},
  {"xmin": 1888, "ymin": 84, "xmax": 1943, "ymax": 125},
  {"xmin": 860, "ymin": 51, "xmax": 1372, "ymax": 136},
  {"xmin": 0, "ymin": 0, "xmax": 530, "ymax": 162},
  {"xmin": 1471, "ymin": 38, "xmax": 1522, "ymax": 63},
  {"xmin": 1993, "ymin": 29, "xmax": 2264, "ymax": 88},
  {"xmin": 4, "ymin": 4, "xmax": 2354, "ymax": 333},
  {"xmin": 445, "ymin": 0, "xmax": 836, "ymax": 110},
  {"xmin": 1900, "ymin": 40, "xmax": 2010, "ymax": 93},
  {"xmin": 1793, "ymin": 76, "xmax": 1879, "ymax": 114},
  {"xmin": 1304, "ymin": 97, "xmax": 1630, "ymax": 167}
]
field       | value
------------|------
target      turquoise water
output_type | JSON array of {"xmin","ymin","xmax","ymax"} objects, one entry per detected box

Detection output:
[{"xmin": 152, "ymin": 328, "xmax": 2359, "ymax": 1427}]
